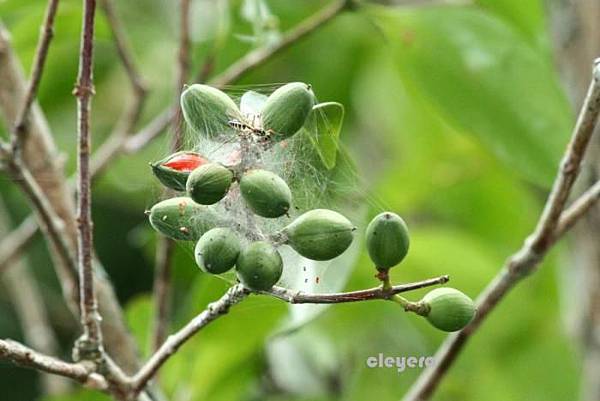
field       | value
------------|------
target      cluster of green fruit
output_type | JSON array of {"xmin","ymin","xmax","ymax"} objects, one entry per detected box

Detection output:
[
  {"xmin": 146, "ymin": 82, "xmax": 476, "ymax": 332},
  {"xmin": 149, "ymin": 83, "xmax": 355, "ymax": 291}
]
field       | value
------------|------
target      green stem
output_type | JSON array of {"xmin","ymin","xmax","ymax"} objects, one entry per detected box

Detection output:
[
  {"xmin": 392, "ymin": 295, "xmax": 429, "ymax": 316},
  {"xmin": 376, "ymin": 268, "xmax": 392, "ymax": 291}
]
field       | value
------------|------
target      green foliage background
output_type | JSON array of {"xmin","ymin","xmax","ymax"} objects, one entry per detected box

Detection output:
[{"xmin": 0, "ymin": 0, "xmax": 580, "ymax": 400}]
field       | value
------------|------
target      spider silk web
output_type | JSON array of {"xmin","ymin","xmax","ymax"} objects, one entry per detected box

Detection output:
[{"xmin": 151, "ymin": 83, "xmax": 378, "ymax": 290}]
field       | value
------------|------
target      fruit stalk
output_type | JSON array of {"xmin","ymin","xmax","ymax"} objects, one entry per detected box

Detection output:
[{"xmin": 391, "ymin": 295, "xmax": 430, "ymax": 316}]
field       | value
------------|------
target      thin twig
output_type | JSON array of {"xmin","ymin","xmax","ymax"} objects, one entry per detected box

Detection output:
[
  {"xmin": 122, "ymin": 108, "xmax": 175, "ymax": 154},
  {"xmin": 195, "ymin": 51, "xmax": 216, "ymax": 83},
  {"xmin": 91, "ymin": 0, "xmax": 148, "ymax": 180},
  {"xmin": 213, "ymin": 0, "xmax": 352, "ymax": 86},
  {"xmin": 173, "ymin": 0, "xmax": 191, "ymax": 145},
  {"xmin": 0, "ymin": 0, "xmax": 148, "ymax": 275},
  {"xmin": 133, "ymin": 285, "xmax": 249, "ymax": 394},
  {"xmin": 99, "ymin": 0, "xmax": 147, "ymax": 97},
  {"xmin": 151, "ymin": 238, "xmax": 175, "ymax": 353},
  {"xmin": 151, "ymin": 0, "xmax": 192, "ymax": 354},
  {"xmin": 133, "ymin": 275, "xmax": 447, "ymax": 393},
  {"xmin": 88, "ymin": 94, "xmax": 145, "ymax": 179},
  {"xmin": 2, "ymin": 151, "xmax": 79, "ymax": 288},
  {"xmin": 0, "ymin": 196, "xmax": 69, "ymax": 394},
  {"xmin": 556, "ymin": 179, "xmax": 600, "ymax": 236},
  {"xmin": 0, "ymin": 339, "xmax": 107, "ymax": 389},
  {"xmin": 0, "ymin": 214, "xmax": 37, "ymax": 273},
  {"xmin": 0, "ymin": 19, "xmax": 142, "ymax": 375},
  {"xmin": 266, "ymin": 275, "xmax": 449, "ymax": 303},
  {"xmin": 404, "ymin": 59, "xmax": 600, "ymax": 401},
  {"xmin": 11, "ymin": 0, "xmax": 60, "ymax": 153},
  {"xmin": 74, "ymin": 0, "xmax": 102, "ymax": 354},
  {"xmin": 122, "ymin": 0, "xmax": 352, "ymax": 153}
]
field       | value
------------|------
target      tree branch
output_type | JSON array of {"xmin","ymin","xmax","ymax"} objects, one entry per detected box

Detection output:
[
  {"xmin": 133, "ymin": 274, "xmax": 447, "ymax": 394},
  {"xmin": 74, "ymin": 0, "xmax": 102, "ymax": 354},
  {"xmin": 266, "ymin": 275, "xmax": 449, "ymax": 303},
  {"xmin": 151, "ymin": 0, "xmax": 192, "ymax": 355},
  {"xmin": 0, "ymin": 20, "xmax": 142, "ymax": 374},
  {"xmin": 211, "ymin": 0, "xmax": 353, "ymax": 87},
  {"xmin": 91, "ymin": 0, "xmax": 148, "ymax": 179},
  {"xmin": 0, "ymin": 339, "xmax": 107, "ymax": 389},
  {"xmin": 1, "ymin": 149, "xmax": 79, "ymax": 293},
  {"xmin": 0, "ymin": 214, "xmax": 37, "ymax": 273},
  {"xmin": 0, "ymin": 0, "xmax": 148, "ymax": 276},
  {"xmin": 0, "ymin": 196, "xmax": 69, "ymax": 394},
  {"xmin": 403, "ymin": 59, "xmax": 600, "ymax": 401},
  {"xmin": 556, "ymin": 179, "xmax": 600, "ymax": 236},
  {"xmin": 132, "ymin": 284, "xmax": 250, "ymax": 394},
  {"xmin": 98, "ymin": 0, "xmax": 147, "ymax": 97},
  {"xmin": 151, "ymin": 238, "xmax": 175, "ymax": 354},
  {"xmin": 11, "ymin": 0, "xmax": 60, "ymax": 153},
  {"xmin": 0, "ymin": 0, "xmax": 353, "ymax": 387}
]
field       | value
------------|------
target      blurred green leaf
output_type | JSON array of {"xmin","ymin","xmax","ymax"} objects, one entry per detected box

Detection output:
[
  {"xmin": 309, "ymin": 101, "xmax": 344, "ymax": 170},
  {"xmin": 160, "ymin": 275, "xmax": 286, "ymax": 400},
  {"xmin": 475, "ymin": 0, "xmax": 548, "ymax": 50},
  {"xmin": 266, "ymin": 327, "xmax": 340, "ymax": 397},
  {"xmin": 239, "ymin": 0, "xmax": 281, "ymax": 47},
  {"xmin": 124, "ymin": 295, "xmax": 153, "ymax": 359},
  {"xmin": 370, "ymin": 6, "xmax": 573, "ymax": 186}
]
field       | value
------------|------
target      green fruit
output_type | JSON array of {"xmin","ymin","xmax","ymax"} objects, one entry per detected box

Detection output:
[
  {"xmin": 262, "ymin": 82, "xmax": 315, "ymax": 140},
  {"xmin": 148, "ymin": 197, "xmax": 218, "ymax": 241},
  {"xmin": 195, "ymin": 228, "xmax": 240, "ymax": 274},
  {"xmin": 181, "ymin": 84, "xmax": 241, "ymax": 139},
  {"xmin": 283, "ymin": 209, "xmax": 355, "ymax": 261},
  {"xmin": 366, "ymin": 212, "xmax": 410, "ymax": 270},
  {"xmin": 421, "ymin": 288, "xmax": 476, "ymax": 332},
  {"xmin": 186, "ymin": 163, "xmax": 233, "ymax": 205},
  {"xmin": 240, "ymin": 169, "xmax": 292, "ymax": 218},
  {"xmin": 236, "ymin": 241, "xmax": 283, "ymax": 291},
  {"xmin": 150, "ymin": 151, "xmax": 208, "ymax": 191}
]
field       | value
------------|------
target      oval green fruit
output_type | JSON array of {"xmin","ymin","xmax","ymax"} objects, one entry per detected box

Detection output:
[
  {"xmin": 283, "ymin": 209, "xmax": 355, "ymax": 261},
  {"xmin": 148, "ymin": 197, "xmax": 218, "ymax": 241},
  {"xmin": 181, "ymin": 84, "xmax": 241, "ymax": 139},
  {"xmin": 186, "ymin": 163, "xmax": 233, "ymax": 205},
  {"xmin": 195, "ymin": 228, "xmax": 240, "ymax": 274},
  {"xmin": 366, "ymin": 212, "xmax": 410, "ymax": 270},
  {"xmin": 240, "ymin": 169, "xmax": 292, "ymax": 218},
  {"xmin": 262, "ymin": 82, "xmax": 315, "ymax": 140},
  {"xmin": 236, "ymin": 241, "xmax": 283, "ymax": 291},
  {"xmin": 421, "ymin": 288, "xmax": 476, "ymax": 332}
]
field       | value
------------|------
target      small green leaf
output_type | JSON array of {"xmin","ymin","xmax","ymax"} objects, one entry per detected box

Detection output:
[{"xmin": 309, "ymin": 101, "xmax": 345, "ymax": 170}]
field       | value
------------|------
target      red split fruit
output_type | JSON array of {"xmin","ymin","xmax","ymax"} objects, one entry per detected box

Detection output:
[{"xmin": 151, "ymin": 151, "xmax": 208, "ymax": 191}]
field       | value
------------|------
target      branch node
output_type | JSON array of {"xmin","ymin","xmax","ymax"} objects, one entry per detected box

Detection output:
[
  {"xmin": 83, "ymin": 372, "xmax": 109, "ymax": 391},
  {"xmin": 72, "ymin": 335, "xmax": 103, "ymax": 364},
  {"xmin": 72, "ymin": 83, "xmax": 96, "ymax": 97}
]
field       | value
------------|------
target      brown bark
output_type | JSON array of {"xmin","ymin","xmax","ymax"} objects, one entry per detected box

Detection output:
[
  {"xmin": 0, "ymin": 24, "xmax": 140, "ymax": 373},
  {"xmin": 549, "ymin": 1, "xmax": 600, "ymax": 400}
]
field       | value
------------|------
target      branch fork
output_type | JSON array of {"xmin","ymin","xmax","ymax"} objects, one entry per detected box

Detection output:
[{"xmin": 404, "ymin": 58, "xmax": 600, "ymax": 401}]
